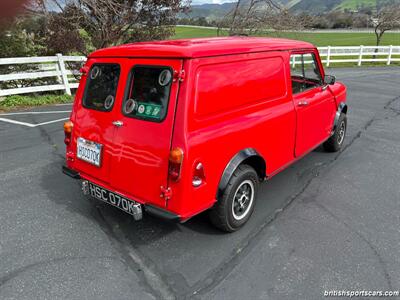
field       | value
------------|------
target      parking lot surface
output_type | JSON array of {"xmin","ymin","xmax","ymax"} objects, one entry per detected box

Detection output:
[{"xmin": 0, "ymin": 67, "xmax": 400, "ymax": 299}]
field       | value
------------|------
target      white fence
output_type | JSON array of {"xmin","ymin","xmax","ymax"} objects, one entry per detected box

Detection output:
[
  {"xmin": 0, "ymin": 46, "xmax": 399, "ymax": 97},
  {"xmin": 319, "ymin": 45, "xmax": 400, "ymax": 67},
  {"xmin": 0, "ymin": 54, "xmax": 86, "ymax": 97}
]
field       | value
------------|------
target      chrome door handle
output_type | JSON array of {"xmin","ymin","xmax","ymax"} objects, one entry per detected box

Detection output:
[
  {"xmin": 112, "ymin": 120, "xmax": 124, "ymax": 127},
  {"xmin": 298, "ymin": 101, "xmax": 309, "ymax": 107}
]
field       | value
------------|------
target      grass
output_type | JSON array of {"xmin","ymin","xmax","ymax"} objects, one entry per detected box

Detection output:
[
  {"xmin": 174, "ymin": 26, "xmax": 225, "ymax": 39},
  {"xmin": 0, "ymin": 94, "xmax": 73, "ymax": 111},
  {"xmin": 336, "ymin": 0, "xmax": 377, "ymax": 10},
  {"xmin": 1, "ymin": 27, "xmax": 398, "ymax": 109},
  {"xmin": 173, "ymin": 26, "xmax": 400, "ymax": 46}
]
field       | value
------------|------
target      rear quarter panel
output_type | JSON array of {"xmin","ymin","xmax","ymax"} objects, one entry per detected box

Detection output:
[{"xmin": 169, "ymin": 52, "xmax": 297, "ymax": 220}]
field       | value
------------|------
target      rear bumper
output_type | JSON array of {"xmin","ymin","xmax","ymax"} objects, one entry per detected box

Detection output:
[
  {"xmin": 62, "ymin": 165, "xmax": 81, "ymax": 179},
  {"xmin": 144, "ymin": 205, "xmax": 180, "ymax": 222},
  {"xmin": 62, "ymin": 165, "xmax": 181, "ymax": 222}
]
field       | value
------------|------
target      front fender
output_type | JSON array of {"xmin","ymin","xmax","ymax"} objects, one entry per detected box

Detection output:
[
  {"xmin": 332, "ymin": 102, "xmax": 348, "ymax": 134},
  {"xmin": 329, "ymin": 81, "xmax": 347, "ymax": 107},
  {"xmin": 329, "ymin": 81, "xmax": 347, "ymax": 134}
]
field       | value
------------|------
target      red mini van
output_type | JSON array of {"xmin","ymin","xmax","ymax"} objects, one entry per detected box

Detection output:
[{"xmin": 63, "ymin": 37, "xmax": 347, "ymax": 232}]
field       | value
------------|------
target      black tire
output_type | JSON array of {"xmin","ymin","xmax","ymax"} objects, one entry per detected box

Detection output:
[
  {"xmin": 323, "ymin": 113, "xmax": 347, "ymax": 152},
  {"xmin": 209, "ymin": 165, "xmax": 259, "ymax": 232}
]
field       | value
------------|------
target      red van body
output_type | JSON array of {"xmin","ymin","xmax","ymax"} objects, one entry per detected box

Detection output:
[{"xmin": 63, "ymin": 37, "xmax": 347, "ymax": 231}]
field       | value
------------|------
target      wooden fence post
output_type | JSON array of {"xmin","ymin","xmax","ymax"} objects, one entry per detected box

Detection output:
[
  {"xmin": 358, "ymin": 45, "xmax": 364, "ymax": 66},
  {"xmin": 387, "ymin": 45, "xmax": 393, "ymax": 65},
  {"xmin": 54, "ymin": 61, "xmax": 62, "ymax": 83},
  {"xmin": 326, "ymin": 46, "xmax": 331, "ymax": 67},
  {"xmin": 56, "ymin": 53, "xmax": 71, "ymax": 95}
]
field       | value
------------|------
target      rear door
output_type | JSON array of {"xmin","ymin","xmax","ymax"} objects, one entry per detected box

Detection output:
[
  {"xmin": 109, "ymin": 59, "xmax": 183, "ymax": 207},
  {"xmin": 72, "ymin": 58, "xmax": 124, "ymax": 184},
  {"xmin": 290, "ymin": 52, "xmax": 336, "ymax": 157}
]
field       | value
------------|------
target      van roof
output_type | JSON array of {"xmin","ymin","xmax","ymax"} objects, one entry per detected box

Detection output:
[{"xmin": 89, "ymin": 37, "xmax": 315, "ymax": 59}]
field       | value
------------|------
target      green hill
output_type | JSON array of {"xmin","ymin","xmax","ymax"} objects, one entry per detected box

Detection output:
[
  {"xmin": 186, "ymin": 0, "xmax": 400, "ymax": 18},
  {"xmin": 290, "ymin": 0, "xmax": 343, "ymax": 13},
  {"xmin": 336, "ymin": 0, "xmax": 377, "ymax": 10}
]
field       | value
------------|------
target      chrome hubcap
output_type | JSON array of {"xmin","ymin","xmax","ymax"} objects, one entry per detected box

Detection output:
[
  {"xmin": 232, "ymin": 180, "xmax": 254, "ymax": 221},
  {"xmin": 337, "ymin": 121, "xmax": 346, "ymax": 145}
]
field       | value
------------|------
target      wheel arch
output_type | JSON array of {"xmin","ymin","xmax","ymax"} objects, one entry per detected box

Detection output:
[
  {"xmin": 333, "ymin": 102, "xmax": 348, "ymax": 133},
  {"xmin": 341, "ymin": 103, "xmax": 348, "ymax": 114},
  {"xmin": 217, "ymin": 148, "xmax": 266, "ymax": 199}
]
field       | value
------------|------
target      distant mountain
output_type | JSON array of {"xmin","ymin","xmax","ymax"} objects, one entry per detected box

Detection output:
[
  {"xmin": 48, "ymin": 0, "xmax": 400, "ymax": 18},
  {"xmin": 184, "ymin": 0, "xmax": 400, "ymax": 18},
  {"xmin": 289, "ymin": 0, "xmax": 343, "ymax": 14},
  {"xmin": 183, "ymin": 2, "xmax": 237, "ymax": 19}
]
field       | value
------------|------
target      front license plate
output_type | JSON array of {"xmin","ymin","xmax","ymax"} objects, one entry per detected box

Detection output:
[
  {"xmin": 77, "ymin": 137, "xmax": 102, "ymax": 166},
  {"xmin": 86, "ymin": 181, "xmax": 142, "ymax": 219}
]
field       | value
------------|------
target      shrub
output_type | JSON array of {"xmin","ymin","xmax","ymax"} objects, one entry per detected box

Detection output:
[{"xmin": 0, "ymin": 94, "xmax": 73, "ymax": 110}]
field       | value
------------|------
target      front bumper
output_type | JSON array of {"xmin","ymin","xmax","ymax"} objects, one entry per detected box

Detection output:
[{"xmin": 62, "ymin": 165, "xmax": 180, "ymax": 222}]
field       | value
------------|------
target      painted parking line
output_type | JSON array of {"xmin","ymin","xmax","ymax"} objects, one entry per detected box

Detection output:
[
  {"xmin": 0, "ymin": 110, "xmax": 71, "ymax": 127},
  {"xmin": 54, "ymin": 103, "xmax": 73, "ymax": 106},
  {"xmin": 0, "ymin": 117, "xmax": 69, "ymax": 128},
  {"xmin": 0, "ymin": 110, "xmax": 71, "ymax": 116}
]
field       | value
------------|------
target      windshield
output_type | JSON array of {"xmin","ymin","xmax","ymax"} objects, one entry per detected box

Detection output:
[
  {"xmin": 122, "ymin": 66, "xmax": 173, "ymax": 122},
  {"xmin": 83, "ymin": 64, "xmax": 120, "ymax": 111}
]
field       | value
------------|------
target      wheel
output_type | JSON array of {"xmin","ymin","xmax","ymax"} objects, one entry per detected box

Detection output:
[
  {"xmin": 209, "ymin": 165, "xmax": 259, "ymax": 232},
  {"xmin": 323, "ymin": 113, "xmax": 347, "ymax": 152}
]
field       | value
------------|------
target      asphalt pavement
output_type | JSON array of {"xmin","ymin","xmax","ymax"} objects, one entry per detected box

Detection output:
[{"xmin": 0, "ymin": 67, "xmax": 399, "ymax": 299}]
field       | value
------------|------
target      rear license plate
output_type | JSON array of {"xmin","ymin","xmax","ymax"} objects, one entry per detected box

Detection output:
[
  {"xmin": 77, "ymin": 137, "xmax": 102, "ymax": 166},
  {"xmin": 85, "ymin": 181, "xmax": 142, "ymax": 219}
]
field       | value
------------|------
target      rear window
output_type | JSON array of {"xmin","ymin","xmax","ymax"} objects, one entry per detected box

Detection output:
[
  {"xmin": 83, "ymin": 64, "xmax": 120, "ymax": 111},
  {"xmin": 122, "ymin": 66, "xmax": 173, "ymax": 122}
]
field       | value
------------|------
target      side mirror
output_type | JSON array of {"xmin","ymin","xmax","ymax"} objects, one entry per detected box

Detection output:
[{"xmin": 324, "ymin": 75, "xmax": 336, "ymax": 85}]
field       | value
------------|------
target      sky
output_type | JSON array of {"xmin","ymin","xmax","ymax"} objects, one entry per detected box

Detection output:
[{"xmin": 192, "ymin": 0, "xmax": 236, "ymax": 4}]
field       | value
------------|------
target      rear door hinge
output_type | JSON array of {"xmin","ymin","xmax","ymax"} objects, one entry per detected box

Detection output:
[
  {"xmin": 174, "ymin": 70, "xmax": 185, "ymax": 82},
  {"xmin": 160, "ymin": 186, "xmax": 172, "ymax": 201}
]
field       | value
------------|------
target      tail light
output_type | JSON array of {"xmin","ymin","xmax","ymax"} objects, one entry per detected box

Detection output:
[
  {"xmin": 193, "ymin": 162, "xmax": 206, "ymax": 187},
  {"xmin": 64, "ymin": 120, "xmax": 73, "ymax": 145},
  {"xmin": 169, "ymin": 147, "xmax": 183, "ymax": 181}
]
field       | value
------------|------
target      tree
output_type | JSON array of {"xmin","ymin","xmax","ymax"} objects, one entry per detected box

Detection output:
[
  {"xmin": 227, "ymin": 0, "xmax": 281, "ymax": 36},
  {"xmin": 0, "ymin": 0, "xmax": 28, "ymax": 26},
  {"xmin": 0, "ymin": 17, "xmax": 59, "ymax": 90},
  {"xmin": 372, "ymin": 4, "xmax": 400, "ymax": 47},
  {"xmin": 0, "ymin": 13, "xmax": 49, "ymax": 57},
  {"xmin": 217, "ymin": 0, "xmax": 302, "ymax": 36},
  {"xmin": 35, "ymin": 0, "xmax": 191, "ymax": 55}
]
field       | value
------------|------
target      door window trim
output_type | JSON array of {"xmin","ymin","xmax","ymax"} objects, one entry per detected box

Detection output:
[
  {"xmin": 122, "ymin": 64, "xmax": 174, "ymax": 123},
  {"xmin": 82, "ymin": 63, "xmax": 121, "ymax": 112},
  {"xmin": 289, "ymin": 50, "xmax": 324, "ymax": 95}
]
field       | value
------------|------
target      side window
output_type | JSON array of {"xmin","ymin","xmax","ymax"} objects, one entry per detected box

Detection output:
[
  {"xmin": 83, "ymin": 64, "xmax": 120, "ymax": 111},
  {"xmin": 290, "ymin": 54, "xmax": 303, "ymax": 77},
  {"xmin": 290, "ymin": 53, "xmax": 322, "ymax": 94},
  {"xmin": 303, "ymin": 53, "xmax": 322, "ymax": 83},
  {"xmin": 122, "ymin": 66, "xmax": 173, "ymax": 122}
]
